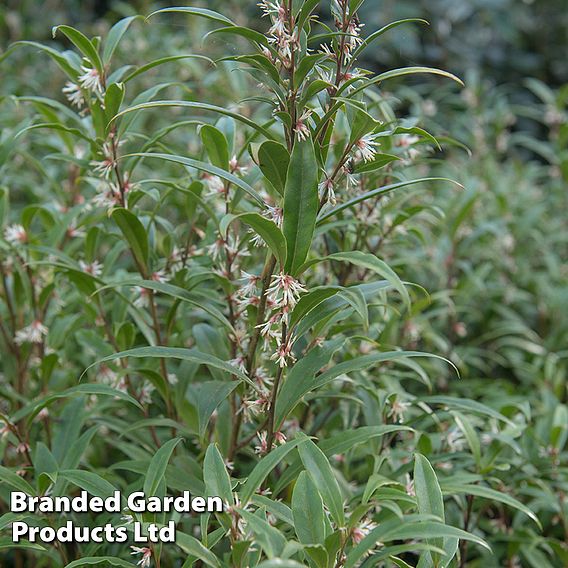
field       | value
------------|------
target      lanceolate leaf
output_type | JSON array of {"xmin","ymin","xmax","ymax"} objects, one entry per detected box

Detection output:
[
  {"xmin": 258, "ymin": 141, "xmax": 290, "ymax": 195},
  {"xmin": 204, "ymin": 443, "xmax": 234, "ymax": 506},
  {"xmin": 144, "ymin": 438, "xmax": 183, "ymax": 496},
  {"xmin": 317, "ymin": 178, "xmax": 463, "ymax": 223},
  {"xmin": 292, "ymin": 471, "xmax": 327, "ymax": 544},
  {"xmin": 414, "ymin": 453, "xmax": 448, "ymax": 566},
  {"xmin": 297, "ymin": 435, "xmax": 345, "ymax": 527},
  {"xmin": 110, "ymin": 208, "xmax": 149, "ymax": 274},
  {"xmin": 283, "ymin": 138, "xmax": 319, "ymax": 274},
  {"xmin": 114, "ymin": 101, "xmax": 276, "ymax": 140},
  {"xmin": 126, "ymin": 153, "xmax": 264, "ymax": 205},
  {"xmin": 83, "ymin": 346, "xmax": 257, "ymax": 390},
  {"xmin": 220, "ymin": 212, "xmax": 287, "ymax": 267}
]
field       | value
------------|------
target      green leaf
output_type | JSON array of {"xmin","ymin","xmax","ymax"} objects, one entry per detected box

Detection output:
[
  {"xmin": 298, "ymin": 435, "xmax": 345, "ymax": 527},
  {"xmin": 84, "ymin": 346, "xmax": 256, "ymax": 390},
  {"xmin": 275, "ymin": 425, "xmax": 412, "ymax": 495},
  {"xmin": 292, "ymin": 471, "xmax": 327, "ymax": 544},
  {"xmin": 147, "ymin": 7, "xmax": 234, "ymax": 26},
  {"xmin": 419, "ymin": 396, "xmax": 515, "ymax": 427},
  {"xmin": 123, "ymin": 55, "xmax": 214, "ymax": 82},
  {"xmin": 240, "ymin": 437, "xmax": 309, "ymax": 504},
  {"xmin": 200, "ymin": 124, "xmax": 229, "ymax": 170},
  {"xmin": 144, "ymin": 438, "xmax": 183, "ymax": 497},
  {"xmin": 11, "ymin": 384, "xmax": 143, "ymax": 425},
  {"xmin": 220, "ymin": 212, "xmax": 287, "ymax": 268},
  {"xmin": 346, "ymin": 66, "xmax": 464, "ymax": 99},
  {"xmin": 414, "ymin": 453, "xmax": 447, "ymax": 566},
  {"xmin": 126, "ymin": 153, "xmax": 264, "ymax": 205},
  {"xmin": 441, "ymin": 483, "xmax": 541, "ymax": 529},
  {"xmin": 175, "ymin": 530, "xmax": 221, "ymax": 567},
  {"xmin": 326, "ymin": 251, "xmax": 410, "ymax": 309},
  {"xmin": 58, "ymin": 470, "xmax": 117, "ymax": 499},
  {"xmin": 239, "ymin": 509, "xmax": 286, "ymax": 558},
  {"xmin": 258, "ymin": 141, "xmax": 290, "ymax": 196},
  {"xmin": 104, "ymin": 83, "xmax": 125, "ymax": 131},
  {"xmin": 52, "ymin": 25, "xmax": 103, "ymax": 75},
  {"xmin": 275, "ymin": 339, "xmax": 344, "ymax": 427},
  {"xmin": 10, "ymin": 41, "xmax": 79, "ymax": 79},
  {"xmin": 111, "ymin": 208, "xmax": 149, "ymax": 274},
  {"xmin": 114, "ymin": 101, "xmax": 275, "ymax": 140},
  {"xmin": 97, "ymin": 279, "xmax": 233, "ymax": 331},
  {"xmin": 197, "ymin": 382, "xmax": 239, "ymax": 438},
  {"xmin": 354, "ymin": 153, "xmax": 400, "ymax": 174},
  {"xmin": 205, "ymin": 26, "xmax": 270, "ymax": 48},
  {"xmin": 204, "ymin": 443, "xmax": 234, "ymax": 505},
  {"xmin": 351, "ymin": 19, "xmax": 429, "ymax": 60},
  {"xmin": 452, "ymin": 412, "xmax": 481, "ymax": 468},
  {"xmin": 103, "ymin": 16, "xmax": 141, "ymax": 64},
  {"xmin": 345, "ymin": 518, "xmax": 490, "ymax": 568},
  {"xmin": 0, "ymin": 466, "xmax": 36, "ymax": 495},
  {"xmin": 289, "ymin": 286, "xmax": 342, "ymax": 329},
  {"xmin": 283, "ymin": 138, "xmax": 319, "ymax": 274},
  {"xmin": 317, "ymin": 178, "xmax": 463, "ymax": 223},
  {"xmin": 65, "ymin": 558, "xmax": 135, "ymax": 568}
]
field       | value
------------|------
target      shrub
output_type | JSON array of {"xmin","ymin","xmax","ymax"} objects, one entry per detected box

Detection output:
[{"xmin": 0, "ymin": 2, "xmax": 565, "ymax": 567}]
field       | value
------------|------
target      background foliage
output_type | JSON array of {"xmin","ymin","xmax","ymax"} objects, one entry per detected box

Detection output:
[{"xmin": 0, "ymin": 1, "xmax": 567, "ymax": 568}]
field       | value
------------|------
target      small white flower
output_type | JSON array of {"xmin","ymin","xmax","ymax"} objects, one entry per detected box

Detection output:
[
  {"xmin": 139, "ymin": 383, "xmax": 154, "ymax": 405},
  {"xmin": 98, "ymin": 365, "xmax": 119, "ymax": 386},
  {"xmin": 352, "ymin": 518, "xmax": 378, "ymax": 544},
  {"xmin": 319, "ymin": 177, "xmax": 337, "ymax": 205},
  {"xmin": 294, "ymin": 109, "xmax": 312, "ymax": 141},
  {"xmin": 255, "ymin": 431, "xmax": 270, "ymax": 454},
  {"xmin": 355, "ymin": 133, "xmax": 380, "ymax": 163},
  {"xmin": 79, "ymin": 260, "xmax": 103, "ymax": 278},
  {"xmin": 78, "ymin": 64, "xmax": 103, "ymax": 94},
  {"xmin": 133, "ymin": 286, "xmax": 150, "ymax": 308},
  {"xmin": 229, "ymin": 155, "xmax": 248, "ymax": 174},
  {"xmin": 264, "ymin": 205, "xmax": 283, "ymax": 227},
  {"xmin": 203, "ymin": 174, "xmax": 225, "ymax": 197},
  {"xmin": 167, "ymin": 373, "xmax": 179, "ymax": 386},
  {"xmin": 267, "ymin": 273, "xmax": 307, "ymax": 309},
  {"xmin": 62, "ymin": 81, "xmax": 84, "ymax": 107},
  {"xmin": 130, "ymin": 546, "xmax": 152, "ymax": 568},
  {"xmin": 405, "ymin": 473, "xmax": 415, "ymax": 497},
  {"xmin": 238, "ymin": 271, "xmax": 261, "ymax": 297},
  {"xmin": 387, "ymin": 398, "xmax": 411, "ymax": 423},
  {"xmin": 270, "ymin": 341, "xmax": 295, "ymax": 368},
  {"xmin": 15, "ymin": 321, "xmax": 48, "ymax": 345},
  {"xmin": 229, "ymin": 355, "xmax": 248, "ymax": 374},
  {"xmin": 4, "ymin": 224, "xmax": 27, "ymax": 245}
]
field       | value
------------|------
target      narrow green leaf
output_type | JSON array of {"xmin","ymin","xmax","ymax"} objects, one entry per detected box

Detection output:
[
  {"xmin": 200, "ymin": 124, "xmax": 229, "ymax": 170},
  {"xmin": 258, "ymin": 141, "xmax": 290, "ymax": 196},
  {"xmin": 58, "ymin": 470, "xmax": 117, "ymax": 499},
  {"xmin": 204, "ymin": 444, "xmax": 234, "ymax": 506},
  {"xmin": 197, "ymin": 382, "xmax": 239, "ymax": 438},
  {"xmin": 317, "ymin": 178, "xmax": 463, "ymax": 223},
  {"xmin": 111, "ymin": 208, "xmax": 149, "ymax": 274},
  {"xmin": 103, "ymin": 16, "xmax": 141, "ymax": 64},
  {"xmin": 146, "ymin": 7, "xmax": 234, "ymax": 26},
  {"xmin": 126, "ymin": 153, "xmax": 264, "ymax": 205},
  {"xmin": 292, "ymin": 471, "xmax": 327, "ymax": 544},
  {"xmin": 240, "ymin": 437, "xmax": 309, "ymax": 504},
  {"xmin": 83, "ymin": 346, "xmax": 257, "ymax": 391},
  {"xmin": 283, "ymin": 138, "xmax": 319, "ymax": 274},
  {"xmin": 220, "ymin": 212, "xmax": 287, "ymax": 267},
  {"xmin": 298, "ymin": 435, "xmax": 345, "ymax": 527},
  {"xmin": 144, "ymin": 438, "xmax": 183, "ymax": 497},
  {"xmin": 52, "ymin": 25, "xmax": 103, "ymax": 75},
  {"xmin": 114, "ymin": 101, "xmax": 276, "ymax": 140},
  {"xmin": 65, "ymin": 557, "xmax": 135, "ymax": 567}
]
